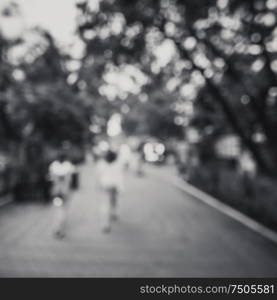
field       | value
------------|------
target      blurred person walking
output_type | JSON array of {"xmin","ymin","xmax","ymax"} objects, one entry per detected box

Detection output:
[
  {"xmin": 131, "ymin": 143, "xmax": 145, "ymax": 177},
  {"xmin": 96, "ymin": 149, "xmax": 124, "ymax": 233},
  {"xmin": 49, "ymin": 152, "xmax": 75, "ymax": 239},
  {"xmin": 119, "ymin": 143, "xmax": 132, "ymax": 171}
]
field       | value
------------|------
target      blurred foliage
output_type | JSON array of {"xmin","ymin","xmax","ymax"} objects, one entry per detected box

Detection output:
[
  {"xmin": 76, "ymin": 0, "xmax": 277, "ymax": 176},
  {"xmin": 1, "ymin": 0, "xmax": 277, "ymax": 203},
  {"xmin": 189, "ymin": 162, "xmax": 277, "ymax": 231},
  {"xmin": 74, "ymin": 0, "xmax": 277, "ymax": 227},
  {"xmin": 0, "ymin": 5, "xmax": 92, "ymax": 200},
  {"xmin": 122, "ymin": 87, "xmax": 184, "ymax": 140}
]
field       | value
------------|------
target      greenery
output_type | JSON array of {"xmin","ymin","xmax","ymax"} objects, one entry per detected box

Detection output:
[
  {"xmin": 0, "ymin": 5, "xmax": 92, "ymax": 200},
  {"xmin": 1, "ymin": 0, "xmax": 277, "ymax": 227},
  {"xmin": 76, "ymin": 0, "xmax": 277, "ymax": 175},
  {"xmin": 75, "ymin": 0, "xmax": 277, "ymax": 229},
  {"xmin": 189, "ymin": 162, "xmax": 277, "ymax": 231}
]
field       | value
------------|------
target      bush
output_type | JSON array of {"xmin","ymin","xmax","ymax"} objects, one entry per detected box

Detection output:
[{"xmin": 185, "ymin": 163, "xmax": 277, "ymax": 232}]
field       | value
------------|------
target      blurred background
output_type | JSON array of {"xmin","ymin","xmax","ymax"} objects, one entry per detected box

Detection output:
[{"xmin": 1, "ymin": 0, "xmax": 277, "ymax": 277}]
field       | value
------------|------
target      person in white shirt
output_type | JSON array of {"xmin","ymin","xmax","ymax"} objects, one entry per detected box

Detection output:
[
  {"xmin": 96, "ymin": 149, "xmax": 124, "ymax": 233},
  {"xmin": 49, "ymin": 152, "xmax": 75, "ymax": 239}
]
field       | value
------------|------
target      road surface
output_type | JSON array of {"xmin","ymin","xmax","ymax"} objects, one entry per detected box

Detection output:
[{"xmin": 0, "ymin": 162, "xmax": 277, "ymax": 277}]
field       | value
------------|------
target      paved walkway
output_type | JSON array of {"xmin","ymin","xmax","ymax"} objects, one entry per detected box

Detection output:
[{"xmin": 0, "ymin": 162, "xmax": 277, "ymax": 277}]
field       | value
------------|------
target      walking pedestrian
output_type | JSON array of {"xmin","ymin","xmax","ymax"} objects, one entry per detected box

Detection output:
[
  {"xmin": 49, "ymin": 152, "xmax": 74, "ymax": 239},
  {"xmin": 96, "ymin": 149, "xmax": 124, "ymax": 233}
]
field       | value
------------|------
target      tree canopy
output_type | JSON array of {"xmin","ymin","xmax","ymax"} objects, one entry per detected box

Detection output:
[
  {"xmin": 75, "ymin": 0, "xmax": 277, "ymax": 175},
  {"xmin": 1, "ymin": 0, "xmax": 277, "ymax": 181}
]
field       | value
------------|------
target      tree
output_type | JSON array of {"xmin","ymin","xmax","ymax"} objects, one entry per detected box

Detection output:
[
  {"xmin": 0, "ymin": 3, "xmax": 92, "ymax": 200},
  {"xmin": 76, "ymin": 0, "xmax": 277, "ymax": 176}
]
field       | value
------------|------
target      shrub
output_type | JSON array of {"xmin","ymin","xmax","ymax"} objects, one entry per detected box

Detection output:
[{"xmin": 185, "ymin": 163, "xmax": 277, "ymax": 231}]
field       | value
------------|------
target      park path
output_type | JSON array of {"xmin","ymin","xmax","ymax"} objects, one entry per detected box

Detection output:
[{"xmin": 0, "ymin": 162, "xmax": 277, "ymax": 277}]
